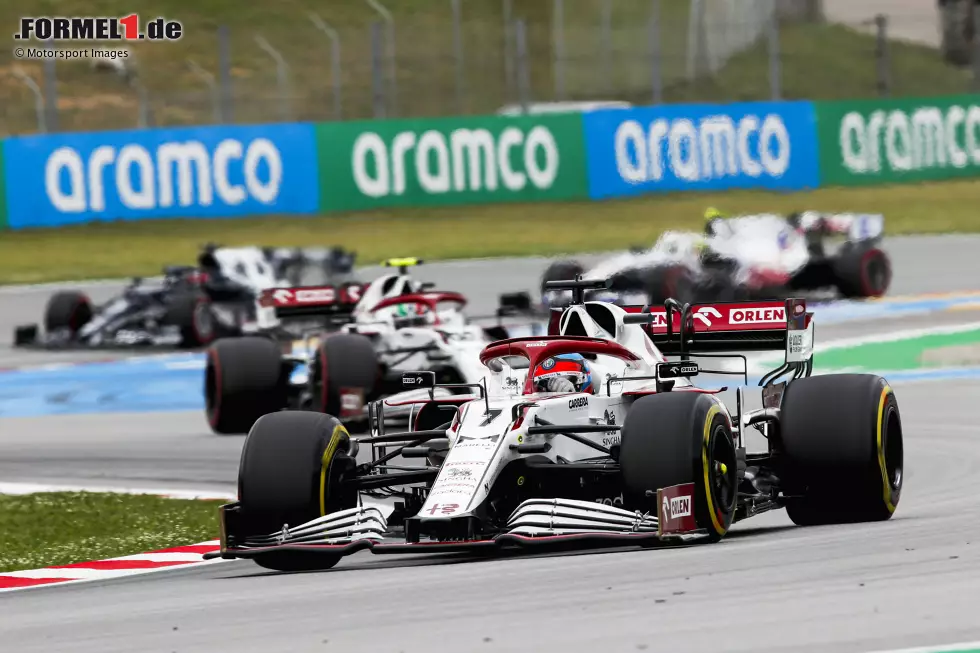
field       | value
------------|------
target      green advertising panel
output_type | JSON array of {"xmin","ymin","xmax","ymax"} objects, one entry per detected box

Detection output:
[
  {"xmin": 316, "ymin": 113, "xmax": 589, "ymax": 211},
  {"xmin": 816, "ymin": 95, "xmax": 980, "ymax": 187}
]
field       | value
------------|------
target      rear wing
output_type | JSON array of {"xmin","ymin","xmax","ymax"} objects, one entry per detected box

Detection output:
[
  {"xmin": 257, "ymin": 282, "xmax": 366, "ymax": 322},
  {"xmin": 616, "ymin": 295, "xmax": 810, "ymax": 364}
]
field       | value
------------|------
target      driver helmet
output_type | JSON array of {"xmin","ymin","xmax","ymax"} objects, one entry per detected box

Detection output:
[{"xmin": 531, "ymin": 353, "xmax": 595, "ymax": 394}]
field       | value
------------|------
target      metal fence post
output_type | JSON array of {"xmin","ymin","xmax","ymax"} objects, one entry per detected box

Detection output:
[
  {"xmin": 503, "ymin": 0, "xmax": 515, "ymax": 103},
  {"xmin": 649, "ymin": 0, "xmax": 663, "ymax": 104},
  {"xmin": 767, "ymin": 7, "xmax": 782, "ymax": 101},
  {"xmin": 255, "ymin": 34, "xmax": 292, "ymax": 122},
  {"xmin": 12, "ymin": 66, "xmax": 46, "ymax": 133},
  {"xmin": 310, "ymin": 13, "xmax": 343, "ymax": 120},
  {"xmin": 217, "ymin": 25, "xmax": 233, "ymax": 123},
  {"xmin": 553, "ymin": 0, "xmax": 566, "ymax": 101},
  {"xmin": 599, "ymin": 0, "xmax": 613, "ymax": 94},
  {"xmin": 515, "ymin": 18, "xmax": 530, "ymax": 112},
  {"xmin": 187, "ymin": 59, "xmax": 220, "ymax": 124},
  {"xmin": 135, "ymin": 80, "xmax": 151, "ymax": 128},
  {"xmin": 972, "ymin": 4, "xmax": 980, "ymax": 91},
  {"xmin": 452, "ymin": 0, "xmax": 465, "ymax": 114},
  {"xmin": 370, "ymin": 21, "xmax": 388, "ymax": 118},
  {"xmin": 874, "ymin": 14, "xmax": 890, "ymax": 97},
  {"xmin": 367, "ymin": 0, "xmax": 397, "ymax": 117},
  {"xmin": 42, "ymin": 38, "xmax": 59, "ymax": 131}
]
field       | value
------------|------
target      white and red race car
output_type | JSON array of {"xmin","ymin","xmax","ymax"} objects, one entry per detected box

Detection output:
[
  {"xmin": 207, "ymin": 277, "xmax": 905, "ymax": 572},
  {"xmin": 203, "ymin": 259, "xmax": 540, "ymax": 435}
]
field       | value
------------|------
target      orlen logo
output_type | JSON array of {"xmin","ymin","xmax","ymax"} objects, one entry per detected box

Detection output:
[
  {"xmin": 729, "ymin": 307, "xmax": 786, "ymax": 324},
  {"xmin": 648, "ymin": 306, "xmax": 721, "ymax": 327},
  {"xmin": 295, "ymin": 288, "xmax": 336, "ymax": 303},
  {"xmin": 663, "ymin": 494, "xmax": 692, "ymax": 519}
]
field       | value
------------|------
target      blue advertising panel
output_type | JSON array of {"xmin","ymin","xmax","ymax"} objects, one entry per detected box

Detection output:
[
  {"xmin": 582, "ymin": 101, "xmax": 820, "ymax": 199},
  {"xmin": 3, "ymin": 122, "xmax": 318, "ymax": 228}
]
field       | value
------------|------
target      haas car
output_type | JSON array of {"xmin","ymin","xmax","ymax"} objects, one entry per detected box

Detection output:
[
  {"xmin": 206, "ymin": 277, "xmax": 904, "ymax": 572},
  {"xmin": 541, "ymin": 210, "xmax": 892, "ymax": 309},
  {"xmin": 13, "ymin": 244, "xmax": 359, "ymax": 349},
  {"xmin": 204, "ymin": 258, "xmax": 538, "ymax": 435}
]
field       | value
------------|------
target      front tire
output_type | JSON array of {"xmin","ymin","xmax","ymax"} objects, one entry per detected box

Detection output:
[
  {"xmin": 540, "ymin": 260, "xmax": 585, "ymax": 305},
  {"xmin": 620, "ymin": 392, "xmax": 738, "ymax": 541},
  {"xmin": 205, "ymin": 337, "xmax": 287, "ymax": 434},
  {"xmin": 779, "ymin": 374, "xmax": 903, "ymax": 525},
  {"xmin": 44, "ymin": 291, "xmax": 93, "ymax": 336},
  {"xmin": 238, "ymin": 411, "xmax": 357, "ymax": 570}
]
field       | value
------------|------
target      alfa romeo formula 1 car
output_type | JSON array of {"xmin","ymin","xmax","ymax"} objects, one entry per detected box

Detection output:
[
  {"xmin": 12, "ymin": 244, "xmax": 359, "ymax": 350},
  {"xmin": 540, "ymin": 210, "xmax": 892, "ymax": 309},
  {"xmin": 204, "ymin": 258, "xmax": 539, "ymax": 436},
  {"xmin": 206, "ymin": 276, "xmax": 905, "ymax": 571}
]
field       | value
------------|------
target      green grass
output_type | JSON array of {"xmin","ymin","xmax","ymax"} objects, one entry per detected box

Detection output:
[
  {"xmin": 0, "ymin": 492, "xmax": 222, "ymax": 573},
  {"xmin": 662, "ymin": 22, "xmax": 974, "ymax": 104},
  {"xmin": 3, "ymin": 179, "xmax": 980, "ymax": 284},
  {"xmin": 3, "ymin": 2, "xmax": 969, "ymax": 134},
  {"xmin": 0, "ymin": 0, "xmax": 694, "ymax": 134}
]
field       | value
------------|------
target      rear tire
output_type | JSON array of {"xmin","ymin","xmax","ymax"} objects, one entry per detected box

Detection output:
[
  {"xmin": 205, "ymin": 337, "xmax": 287, "ymax": 434},
  {"xmin": 44, "ymin": 291, "xmax": 93, "ymax": 336},
  {"xmin": 833, "ymin": 245, "xmax": 891, "ymax": 298},
  {"xmin": 779, "ymin": 374, "xmax": 903, "ymax": 526},
  {"xmin": 164, "ymin": 291, "xmax": 216, "ymax": 347},
  {"xmin": 620, "ymin": 392, "xmax": 738, "ymax": 541},
  {"xmin": 238, "ymin": 411, "xmax": 356, "ymax": 570},
  {"xmin": 310, "ymin": 334, "xmax": 378, "ymax": 420}
]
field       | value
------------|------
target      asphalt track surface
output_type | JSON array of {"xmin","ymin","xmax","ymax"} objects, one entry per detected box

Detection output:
[
  {"xmin": 2, "ymin": 233, "xmax": 980, "ymax": 368},
  {"xmin": 2, "ymin": 235, "xmax": 980, "ymax": 652}
]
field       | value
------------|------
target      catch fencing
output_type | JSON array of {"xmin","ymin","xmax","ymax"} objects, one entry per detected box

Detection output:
[{"xmin": 0, "ymin": 0, "xmax": 948, "ymax": 136}]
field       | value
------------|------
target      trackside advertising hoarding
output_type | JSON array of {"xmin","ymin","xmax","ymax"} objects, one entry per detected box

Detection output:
[
  {"xmin": 0, "ymin": 140, "xmax": 7, "ymax": 230},
  {"xmin": 582, "ymin": 101, "xmax": 820, "ymax": 199},
  {"xmin": 315, "ymin": 114, "xmax": 589, "ymax": 211},
  {"xmin": 815, "ymin": 95, "xmax": 980, "ymax": 186},
  {"xmin": 2, "ymin": 123, "xmax": 319, "ymax": 229}
]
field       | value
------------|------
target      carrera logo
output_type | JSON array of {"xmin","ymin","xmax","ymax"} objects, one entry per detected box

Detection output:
[
  {"xmin": 662, "ymin": 494, "xmax": 692, "ymax": 519},
  {"xmin": 729, "ymin": 307, "xmax": 785, "ymax": 324},
  {"xmin": 568, "ymin": 396, "xmax": 588, "ymax": 410}
]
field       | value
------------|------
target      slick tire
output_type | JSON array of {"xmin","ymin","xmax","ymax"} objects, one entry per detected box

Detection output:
[
  {"xmin": 540, "ymin": 260, "xmax": 585, "ymax": 301},
  {"xmin": 205, "ymin": 336, "xmax": 287, "ymax": 435},
  {"xmin": 832, "ymin": 244, "xmax": 891, "ymax": 298},
  {"xmin": 620, "ymin": 392, "xmax": 738, "ymax": 542},
  {"xmin": 779, "ymin": 374, "xmax": 903, "ymax": 526},
  {"xmin": 239, "ymin": 411, "xmax": 357, "ymax": 571},
  {"xmin": 645, "ymin": 265, "xmax": 697, "ymax": 307},
  {"xmin": 44, "ymin": 291, "xmax": 93, "ymax": 335},
  {"xmin": 311, "ymin": 333, "xmax": 378, "ymax": 419},
  {"xmin": 164, "ymin": 291, "xmax": 216, "ymax": 347}
]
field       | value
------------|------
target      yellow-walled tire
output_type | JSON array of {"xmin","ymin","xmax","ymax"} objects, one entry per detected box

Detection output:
[
  {"xmin": 620, "ymin": 392, "xmax": 739, "ymax": 542},
  {"xmin": 779, "ymin": 374, "xmax": 903, "ymax": 526}
]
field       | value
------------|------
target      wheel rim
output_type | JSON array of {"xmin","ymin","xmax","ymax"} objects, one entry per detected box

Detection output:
[
  {"xmin": 883, "ymin": 405, "xmax": 904, "ymax": 494},
  {"xmin": 709, "ymin": 425, "xmax": 737, "ymax": 514},
  {"xmin": 194, "ymin": 301, "xmax": 215, "ymax": 342},
  {"xmin": 861, "ymin": 251, "xmax": 890, "ymax": 296}
]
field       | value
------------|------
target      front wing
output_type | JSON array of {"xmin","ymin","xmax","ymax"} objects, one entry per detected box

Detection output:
[{"xmin": 206, "ymin": 484, "xmax": 706, "ymax": 565}]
